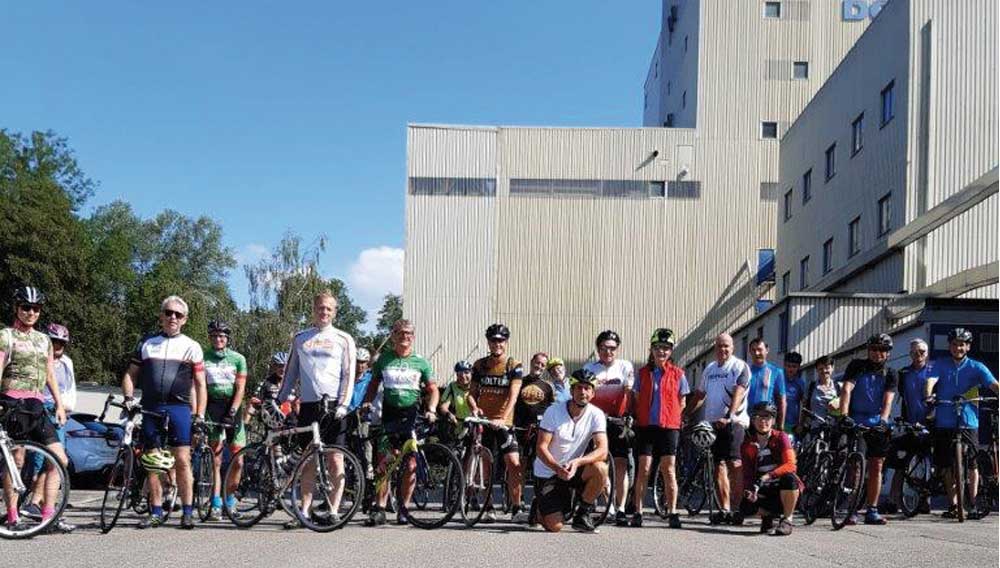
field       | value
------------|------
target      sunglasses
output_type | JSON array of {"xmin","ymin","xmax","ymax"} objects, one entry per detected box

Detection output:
[
  {"xmin": 18, "ymin": 304, "xmax": 42, "ymax": 313},
  {"xmin": 598, "ymin": 344, "xmax": 619, "ymax": 352},
  {"xmin": 162, "ymin": 309, "xmax": 186, "ymax": 319}
]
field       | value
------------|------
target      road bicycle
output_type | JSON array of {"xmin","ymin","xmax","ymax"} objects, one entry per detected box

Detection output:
[
  {"xmin": 933, "ymin": 395, "xmax": 998, "ymax": 522},
  {"xmin": 224, "ymin": 396, "xmax": 364, "ymax": 532},
  {"xmin": 0, "ymin": 398, "xmax": 71, "ymax": 539},
  {"xmin": 797, "ymin": 408, "xmax": 837, "ymax": 524},
  {"xmin": 676, "ymin": 422, "xmax": 718, "ymax": 518},
  {"xmin": 370, "ymin": 415, "xmax": 463, "ymax": 529},
  {"xmin": 190, "ymin": 417, "xmax": 226, "ymax": 522}
]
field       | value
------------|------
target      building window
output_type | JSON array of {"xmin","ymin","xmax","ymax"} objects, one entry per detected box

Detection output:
[
  {"xmin": 655, "ymin": 61, "xmax": 659, "ymax": 78},
  {"xmin": 851, "ymin": 113, "xmax": 864, "ymax": 155},
  {"xmin": 800, "ymin": 256, "xmax": 810, "ymax": 290},
  {"xmin": 783, "ymin": 189, "xmax": 793, "ymax": 221},
  {"xmin": 793, "ymin": 61, "xmax": 809, "ymax": 79},
  {"xmin": 878, "ymin": 193, "xmax": 892, "ymax": 236},
  {"xmin": 848, "ymin": 216, "xmax": 861, "ymax": 257},
  {"xmin": 741, "ymin": 335, "xmax": 749, "ymax": 360},
  {"xmin": 762, "ymin": 121, "xmax": 778, "ymax": 139},
  {"xmin": 881, "ymin": 80, "xmax": 895, "ymax": 126},
  {"xmin": 823, "ymin": 238, "xmax": 834, "ymax": 274},
  {"xmin": 409, "ymin": 177, "xmax": 496, "ymax": 196},
  {"xmin": 825, "ymin": 143, "xmax": 836, "ymax": 181},
  {"xmin": 781, "ymin": 271, "xmax": 790, "ymax": 297},
  {"xmin": 682, "ymin": 91, "xmax": 687, "ymax": 109},
  {"xmin": 779, "ymin": 310, "xmax": 789, "ymax": 352},
  {"xmin": 764, "ymin": 2, "xmax": 781, "ymax": 19},
  {"xmin": 802, "ymin": 169, "xmax": 812, "ymax": 203},
  {"xmin": 650, "ymin": 182, "xmax": 667, "ymax": 198}
]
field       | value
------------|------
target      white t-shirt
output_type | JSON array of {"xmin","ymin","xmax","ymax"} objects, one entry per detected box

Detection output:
[
  {"xmin": 533, "ymin": 401, "xmax": 607, "ymax": 478},
  {"xmin": 698, "ymin": 356, "xmax": 751, "ymax": 427}
]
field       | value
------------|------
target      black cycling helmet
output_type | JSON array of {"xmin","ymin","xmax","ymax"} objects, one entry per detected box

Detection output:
[
  {"xmin": 784, "ymin": 351, "xmax": 803, "ymax": 365},
  {"xmin": 570, "ymin": 368, "xmax": 597, "ymax": 388},
  {"xmin": 485, "ymin": 323, "xmax": 510, "ymax": 341},
  {"xmin": 454, "ymin": 360, "xmax": 473, "ymax": 373},
  {"xmin": 751, "ymin": 401, "xmax": 778, "ymax": 418},
  {"xmin": 650, "ymin": 328, "xmax": 676, "ymax": 347},
  {"xmin": 208, "ymin": 320, "xmax": 232, "ymax": 336},
  {"xmin": 596, "ymin": 330, "xmax": 621, "ymax": 346},
  {"xmin": 867, "ymin": 333, "xmax": 893, "ymax": 351},
  {"xmin": 947, "ymin": 327, "xmax": 973, "ymax": 344},
  {"xmin": 13, "ymin": 286, "xmax": 45, "ymax": 306}
]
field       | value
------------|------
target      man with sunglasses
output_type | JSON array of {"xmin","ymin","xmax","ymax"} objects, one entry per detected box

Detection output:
[
  {"xmin": 838, "ymin": 333, "xmax": 898, "ymax": 525},
  {"xmin": 583, "ymin": 330, "xmax": 634, "ymax": 526},
  {"xmin": 1, "ymin": 287, "xmax": 73, "ymax": 533},
  {"xmin": 122, "ymin": 295, "xmax": 207, "ymax": 529},
  {"xmin": 886, "ymin": 338, "xmax": 934, "ymax": 515}
]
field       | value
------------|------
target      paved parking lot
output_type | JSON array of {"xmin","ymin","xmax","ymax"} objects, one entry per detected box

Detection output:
[{"xmin": 4, "ymin": 491, "xmax": 998, "ymax": 568}]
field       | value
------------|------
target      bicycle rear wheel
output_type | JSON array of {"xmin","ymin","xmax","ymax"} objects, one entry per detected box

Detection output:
[
  {"xmin": 799, "ymin": 453, "xmax": 831, "ymax": 525},
  {"xmin": 590, "ymin": 453, "xmax": 615, "ymax": 527},
  {"xmin": 460, "ymin": 445, "xmax": 493, "ymax": 526},
  {"xmin": 223, "ymin": 444, "xmax": 273, "ymax": 528},
  {"xmin": 679, "ymin": 454, "xmax": 708, "ymax": 516},
  {"xmin": 404, "ymin": 442, "xmax": 463, "ymax": 529},
  {"xmin": 100, "ymin": 448, "xmax": 134, "ymax": 533},
  {"xmin": 0, "ymin": 441, "xmax": 71, "ymax": 540},
  {"xmin": 192, "ymin": 445, "xmax": 216, "ymax": 522},
  {"xmin": 900, "ymin": 453, "xmax": 931, "ymax": 518},
  {"xmin": 831, "ymin": 451, "xmax": 865, "ymax": 530},
  {"xmin": 290, "ymin": 445, "xmax": 364, "ymax": 532}
]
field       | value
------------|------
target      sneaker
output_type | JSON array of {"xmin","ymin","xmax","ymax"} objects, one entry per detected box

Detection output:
[
  {"xmin": 844, "ymin": 513, "xmax": 858, "ymax": 526},
  {"xmin": 228, "ymin": 508, "xmax": 243, "ymax": 522},
  {"xmin": 208, "ymin": 507, "xmax": 223, "ymax": 521},
  {"xmin": 773, "ymin": 517, "xmax": 793, "ymax": 536},
  {"xmin": 50, "ymin": 519, "xmax": 77, "ymax": 534},
  {"xmin": 760, "ymin": 516, "xmax": 775, "ymax": 534},
  {"xmin": 709, "ymin": 510, "xmax": 731, "ymax": 525},
  {"xmin": 667, "ymin": 513, "xmax": 682, "ymax": 529},
  {"xmin": 180, "ymin": 514, "xmax": 195, "ymax": 530},
  {"xmin": 614, "ymin": 510, "xmax": 628, "ymax": 527},
  {"xmin": 729, "ymin": 511, "xmax": 745, "ymax": 526},
  {"xmin": 19, "ymin": 503, "xmax": 42, "ymax": 521},
  {"xmin": 395, "ymin": 507, "xmax": 408, "ymax": 525},
  {"xmin": 5, "ymin": 519, "xmax": 28, "ymax": 532},
  {"xmin": 283, "ymin": 517, "xmax": 303, "ymax": 530},
  {"xmin": 511, "ymin": 506, "xmax": 530, "ymax": 524},
  {"xmin": 137, "ymin": 514, "xmax": 165, "ymax": 529},
  {"xmin": 941, "ymin": 506, "xmax": 959, "ymax": 519},
  {"xmin": 364, "ymin": 509, "xmax": 387, "ymax": 527},
  {"xmin": 483, "ymin": 507, "xmax": 497, "ymax": 523},
  {"xmin": 629, "ymin": 512, "xmax": 643, "ymax": 528},
  {"xmin": 571, "ymin": 510, "xmax": 597, "ymax": 533},
  {"xmin": 967, "ymin": 509, "xmax": 987, "ymax": 521},
  {"xmin": 863, "ymin": 509, "xmax": 887, "ymax": 525}
]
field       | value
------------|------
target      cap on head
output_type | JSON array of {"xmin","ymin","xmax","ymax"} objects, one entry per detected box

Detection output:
[{"xmin": 546, "ymin": 357, "xmax": 565, "ymax": 370}]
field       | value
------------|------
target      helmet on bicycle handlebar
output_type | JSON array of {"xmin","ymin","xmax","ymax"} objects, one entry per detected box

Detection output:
[
  {"xmin": 139, "ymin": 449, "xmax": 176, "ymax": 473},
  {"xmin": 689, "ymin": 421, "xmax": 716, "ymax": 450}
]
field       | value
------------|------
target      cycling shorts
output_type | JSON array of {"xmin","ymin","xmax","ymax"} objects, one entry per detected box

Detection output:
[
  {"xmin": 635, "ymin": 426, "xmax": 680, "ymax": 458},
  {"xmin": 711, "ymin": 422, "xmax": 745, "ymax": 463},
  {"xmin": 536, "ymin": 470, "xmax": 586, "ymax": 517},
  {"xmin": 205, "ymin": 399, "xmax": 247, "ymax": 447},
  {"xmin": 297, "ymin": 401, "xmax": 347, "ymax": 447},
  {"xmin": 142, "ymin": 403, "xmax": 193, "ymax": 448},
  {"xmin": 932, "ymin": 428, "xmax": 979, "ymax": 470}
]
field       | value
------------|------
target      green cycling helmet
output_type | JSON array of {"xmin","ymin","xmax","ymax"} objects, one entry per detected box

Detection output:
[{"xmin": 140, "ymin": 448, "xmax": 176, "ymax": 473}]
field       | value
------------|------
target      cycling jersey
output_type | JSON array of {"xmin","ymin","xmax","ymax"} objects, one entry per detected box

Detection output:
[
  {"xmin": 279, "ymin": 324, "xmax": 357, "ymax": 407},
  {"xmin": 514, "ymin": 375, "xmax": 554, "ymax": 427},
  {"xmin": 0, "ymin": 326, "xmax": 52, "ymax": 400},
  {"xmin": 633, "ymin": 362, "xmax": 689, "ymax": 428},
  {"xmin": 441, "ymin": 382, "xmax": 473, "ymax": 420},
  {"xmin": 898, "ymin": 363, "xmax": 934, "ymax": 424},
  {"xmin": 131, "ymin": 332, "xmax": 204, "ymax": 406},
  {"xmin": 349, "ymin": 369, "xmax": 373, "ymax": 411},
  {"xmin": 783, "ymin": 373, "xmax": 806, "ymax": 430},
  {"xmin": 583, "ymin": 359, "xmax": 634, "ymax": 417},
  {"xmin": 699, "ymin": 356, "xmax": 751, "ymax": 426},
  {"xmin": 371, "ymin": 351, "xmax": 434, "ymax": 410},
  {"xmin": 805, "ymin": 381, "xmax": 838, "ymax": 423},
  {"xmin": 472, "ymin": 355, "xmax": 523, "ymax": 425},
  {"xmin": 930, "ymin": 356, "xmax": 997, "ymax": 429},
  {"xmin": 843, "ymin": 359, "xmax": 898, "ymax": 426},
  {"xmin": 203, "ymin": 348, "xmax": 248, "ymax": 401},
  {"xmin": 747, "ymin": 362, "xmax": 786, "ymax": 408}
]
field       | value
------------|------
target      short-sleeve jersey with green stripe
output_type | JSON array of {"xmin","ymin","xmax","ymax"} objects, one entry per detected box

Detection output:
[
  {"xmin": 203, "ymin": 348, "xmax": 248, "ymax": 401},
  {"xmin": 373, "ymin": 351, "xmax": 434, "ymax": 410}
]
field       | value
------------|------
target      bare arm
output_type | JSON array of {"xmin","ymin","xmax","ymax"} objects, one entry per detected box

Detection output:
[
  {"xmin": 575, "ymin": 432, "xmax": 608, "ymax": 467},
  {"xmin": 501, "ymin": 378, "xmax": 521, "ymax": 424},
  {"xmin": 122, "ymin": 362, "xmax": 140, "ymax": 398},
  {"xmin": 194, "ymin": 368, "xmax": 207, "ymax": 417},
  {"xmin": 535, "ymin": 429, "xmax": 562, "ymax": 473},
  {"xmin": 231, "ymin": 374, "xmax": 247, "ymax": 415},
  {"xmin": 839, "ymin": 381, "xmax": 854, "ymax": 417},
  {"xmin": 424, "ymin": 383, "xmax": 440, "ymax": 414},
  {"xmin": 879, "ymin": 390, "xmax": 894, "ymax": 424},
  {"xmin": 777, "ymin": 394, "xmax": 787, "ymax": 428}
]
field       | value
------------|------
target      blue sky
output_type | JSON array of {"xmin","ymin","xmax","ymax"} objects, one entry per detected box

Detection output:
[{"xmin": 3, "ymin": 1, "xmax": 659, "ymax": 326}]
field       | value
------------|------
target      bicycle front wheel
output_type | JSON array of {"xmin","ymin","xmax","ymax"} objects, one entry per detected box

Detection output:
[
  {"xmin": 679, "ymin": 454, "xmax": 708, "ymax": 516},
  {"xmin": 223, "ymin": 444, "xmax": 273, "ymax": 528},
  {"xmin": 100, "ymin": 447, "xmax": 135, "ymax": 533},
  {"xmin": 404, "ymin": 442, "xmax": 463, "ymax": 529},
  {"xmin": 0, "ymin": 441, "xmax": 71, "ymax": 540},
  {"xmin": 831, "ymin": 451, "xmax": 865, "ymax": 530},
  {"xmin": 460, "ymin": 445, "xmax": 493, "ymax": 526},
  {"xmin": 900, "ymin": 453, "xmax": 931, "ymax": 518},
  {"xmin": 192, "ymin": 445, "xmax": 216, "ymax": 522},
  {"xmin": 290, "ymin": 445, "xmax": 364, "ymax": 532}
]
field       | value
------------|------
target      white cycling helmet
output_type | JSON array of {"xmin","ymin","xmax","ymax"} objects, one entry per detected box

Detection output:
[
  {"xmin": 357, "ymin": 348, "xmax": 371, "ymax": 363},
  {"xmin": 689, "ymin": 421, "xmax": 717, "ymax": 451}
]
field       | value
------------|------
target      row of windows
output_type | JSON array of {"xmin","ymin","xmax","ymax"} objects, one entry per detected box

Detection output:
[
  {"xmin": 781, "ymin": 79, "xmax": 896, "ymax": 217},
  {"xmin": 779, "ymin": 194, "xmax": 892, "ymax": 295},
  {"xmin": 510, "ymin": 178, "xmax": 702, "ymax": 199}
]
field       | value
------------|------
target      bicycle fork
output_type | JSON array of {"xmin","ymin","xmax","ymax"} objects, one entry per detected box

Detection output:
[{"xmin": 0, "ymin": 433, "xmax": 26, "ymax": 492}]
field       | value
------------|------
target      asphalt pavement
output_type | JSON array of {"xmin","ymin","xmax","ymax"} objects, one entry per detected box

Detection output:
[{"xmin": 3, "ymin": 491, "xmax": 998, "ymax": 568}]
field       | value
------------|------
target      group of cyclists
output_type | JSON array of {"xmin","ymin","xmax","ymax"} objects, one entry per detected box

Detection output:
[{"xmin": 1, "ymin": 285, "xmax": 997, "ymax": 537}]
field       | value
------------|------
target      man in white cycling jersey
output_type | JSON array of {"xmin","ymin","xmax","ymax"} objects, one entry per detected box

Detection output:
[{"xmin": 277, "ymin": 290, "xmax": 357, "ymax": 528}]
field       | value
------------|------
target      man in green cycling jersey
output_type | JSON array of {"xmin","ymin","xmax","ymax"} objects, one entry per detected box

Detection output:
[
  {"xmin": 363, "ymin": 319, "xmax": 438, "ymax": 525},
  {"xmin": 202, "ymin": 320, "xmax": 248, "ymax": 520}
]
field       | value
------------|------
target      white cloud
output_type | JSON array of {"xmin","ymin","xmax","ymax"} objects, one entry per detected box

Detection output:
[
  {"xmin": 235, "ymin": 243, "xmax": 270, "ymax": 265},
  {"xmin": 347, "ymin": 246, "xmax": 404, "ymax": 327}
]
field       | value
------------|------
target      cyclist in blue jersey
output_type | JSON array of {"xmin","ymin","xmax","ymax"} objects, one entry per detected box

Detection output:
[
  {"xmin": 746, "ymin": 339, "xmax": 787, "ymax": 428},
  {"xmin": 349, "ymin": 348, "xmax": 372, "ymax": 412},
  {"xmin": 928, "ymin": 328, "xmax": 998, "ymax": 520},
  {"xmin": 781, "ymin": 352, "xmax": 806, "ymax": 438},
  {"xmin": 838, "ymin": 334, "xmax": 897, "ymax": 525},
  {"xmin": 887, "ymin": 338, "xmax": 934, "ymax": 515}
]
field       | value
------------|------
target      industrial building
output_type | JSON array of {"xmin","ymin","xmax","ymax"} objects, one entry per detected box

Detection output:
[{"xmin": 404, "ymin": 0, "xmax": 997, "ymax": 380}]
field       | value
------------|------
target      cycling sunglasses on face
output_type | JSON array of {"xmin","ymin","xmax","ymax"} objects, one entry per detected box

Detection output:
[{"xmin": 162, "ymin": 309, "xmax": 186, "ymax": 319}]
